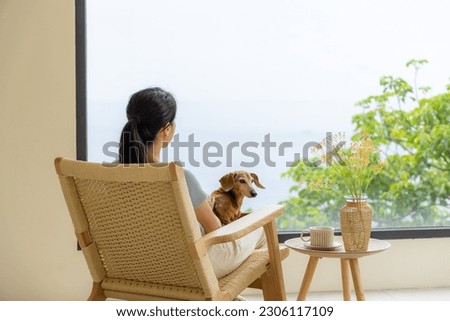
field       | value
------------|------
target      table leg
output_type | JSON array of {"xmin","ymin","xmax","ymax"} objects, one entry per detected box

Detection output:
[
  {"xmin": 340, "ymin": 259, "xmax": 351, "ymax": 301},
  {"xmin": 349, "ymin": 258, "xmax": 365, "ymax": 301},
  {"xmin": 297, "ymin": 256, "xmax": 319, "ymax": 301}
]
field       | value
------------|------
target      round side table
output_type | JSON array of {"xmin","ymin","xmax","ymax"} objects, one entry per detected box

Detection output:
[{"xmin": 285, "ymin": 237, "xmax": 391, "ymax": 301}]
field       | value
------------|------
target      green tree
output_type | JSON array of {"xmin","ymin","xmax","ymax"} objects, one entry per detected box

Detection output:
[{"xmin": 280, "ymin": 60, "xmax": 450, "ymax": 230}]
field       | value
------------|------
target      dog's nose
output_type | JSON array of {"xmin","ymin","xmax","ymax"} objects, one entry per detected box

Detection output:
[{"xmin": 250, "ymin": 190, "xmax": 258, "ymax": 197}]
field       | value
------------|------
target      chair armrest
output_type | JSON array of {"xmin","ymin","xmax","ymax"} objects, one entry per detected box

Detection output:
[{"xmin": 202, "ymin": 204, "xmax": 284, "ymax": 247}]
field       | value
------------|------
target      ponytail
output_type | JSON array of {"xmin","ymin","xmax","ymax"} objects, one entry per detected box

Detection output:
[{"xmin": 119, "ymin": 120, "xmax": 147, "ymax": 164}]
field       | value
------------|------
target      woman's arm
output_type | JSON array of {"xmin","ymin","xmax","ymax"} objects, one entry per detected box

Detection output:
[
  {"xmin": 182, "ymin": 169, "xmax": 221, "ymax": 233},
  {"xmin": 195, "ymin": 200, "xmax": 222, "ymax": 234}
]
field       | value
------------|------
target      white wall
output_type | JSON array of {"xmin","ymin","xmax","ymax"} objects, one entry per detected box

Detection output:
[
  {"xmin": 0, "ymin": 0, "xmax": 449, "ymax": 300},
  {"xmin": 0, "ymin": 0, "xmax": 91, "ymax": 300}
]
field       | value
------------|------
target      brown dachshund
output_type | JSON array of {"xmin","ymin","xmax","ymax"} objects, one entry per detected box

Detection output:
[{"xmin": 209, "ymin": 171, "xmax": 265, "ymax": 225}]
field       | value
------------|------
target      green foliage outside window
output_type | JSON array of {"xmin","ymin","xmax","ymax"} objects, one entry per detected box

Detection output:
[{"xmin": 279, "ymin": 60, "xmax": 450, "ymax": 230}]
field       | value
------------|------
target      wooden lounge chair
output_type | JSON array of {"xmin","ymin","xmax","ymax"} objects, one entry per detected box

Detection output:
[{"xmin": 54, "ymin": 157, "xmax": 289, "ymax": 300}]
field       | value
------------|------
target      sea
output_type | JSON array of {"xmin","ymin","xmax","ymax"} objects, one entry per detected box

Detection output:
[{"xmin": 87, "ymin": 99, "xmax": 355, "ymax": 217}]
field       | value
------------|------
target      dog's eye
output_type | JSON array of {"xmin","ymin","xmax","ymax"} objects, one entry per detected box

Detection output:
[{"xmin": 239, "ymin": 179, "xmax": 245, "ymax": 184}]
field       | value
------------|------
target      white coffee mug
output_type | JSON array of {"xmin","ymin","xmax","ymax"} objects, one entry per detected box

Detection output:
[{"xmin": 300, "ymin": 226, "xmax": 335, "ymax": 248}]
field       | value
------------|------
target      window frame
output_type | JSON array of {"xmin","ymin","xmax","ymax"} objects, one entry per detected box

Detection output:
[{"xmin": 75, "ymin": 0, "xmax": 450, "ymax": 241}]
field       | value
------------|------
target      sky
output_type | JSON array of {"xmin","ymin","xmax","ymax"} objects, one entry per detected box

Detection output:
[
  {"xmin": 85, "ymin": 0, "xmax": 450, "ymax": 213},
  {"xmin": 86, "ymin": 0, "xmax": 450, "ymax": 102}
]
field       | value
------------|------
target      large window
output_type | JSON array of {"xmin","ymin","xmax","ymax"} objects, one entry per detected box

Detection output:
[{"xmin": 81, "ymin": 0, "xmax": 450, "ymax": 237}]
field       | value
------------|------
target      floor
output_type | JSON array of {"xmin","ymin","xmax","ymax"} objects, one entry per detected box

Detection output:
[{"xmin": 246, "ymin": 287, "xmax": 450, "ymax": 301}]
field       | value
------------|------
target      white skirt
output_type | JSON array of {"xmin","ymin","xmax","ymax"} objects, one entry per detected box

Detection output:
[{"xmin": 206, "ymin": 227, "xmax": 266, "ymax": 278}]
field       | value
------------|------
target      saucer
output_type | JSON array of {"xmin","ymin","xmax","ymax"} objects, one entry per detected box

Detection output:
[{"xmin": 303, "ymin": 241, "xmax": 342, "ymax": 251}]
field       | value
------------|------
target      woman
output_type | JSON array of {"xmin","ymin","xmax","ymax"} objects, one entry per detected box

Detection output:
[{"xmin": 118, "ymin": 87, "xmax": 265, "ymax": 278}]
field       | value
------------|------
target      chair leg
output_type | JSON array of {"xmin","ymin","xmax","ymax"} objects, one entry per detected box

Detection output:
[
  {"xmin": 260, "ymin": 267, "xmax": 279, "ymax": 300},
  {"xmin": 88, "ymin": 282, "xmax": 106, "ymax": 301},
  {"xmin": 262, "ymin": 220, "xmax": 287, "ymax": 301}
]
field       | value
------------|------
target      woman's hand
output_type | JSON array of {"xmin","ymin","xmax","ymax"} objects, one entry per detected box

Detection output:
[{"xmin": 195, "ymin": 200, "xmax": 222, "ymax": 233}]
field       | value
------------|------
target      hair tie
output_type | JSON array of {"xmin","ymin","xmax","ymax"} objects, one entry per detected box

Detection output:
[{"xmin": 128, "ymin": 117, "xmax": 140, "ymax": 124}]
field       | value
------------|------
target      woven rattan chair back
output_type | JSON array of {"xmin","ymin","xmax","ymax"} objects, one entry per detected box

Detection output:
[{"xmin": 55, "ymin": 158, "xmax": 219, "ymax": 300}]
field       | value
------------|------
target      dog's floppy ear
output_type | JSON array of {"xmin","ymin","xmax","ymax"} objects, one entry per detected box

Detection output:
[
  {"xmin": 251, "ymin": 173, "xmax": 265, "ymax": 189},
  {"xmin": 219, "ymin": 172, "xmax": 235, "ymax": 192}
]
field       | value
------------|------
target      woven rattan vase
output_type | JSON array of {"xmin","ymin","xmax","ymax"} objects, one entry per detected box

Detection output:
[{"xmin": 340, "ymin": 196, "xmax": 372, "ymax": 252}]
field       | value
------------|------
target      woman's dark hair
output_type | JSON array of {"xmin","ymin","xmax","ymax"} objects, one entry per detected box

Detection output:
[{"xmin": 119, "ymin": 87, "xmax": 177, "ymax": 164}]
